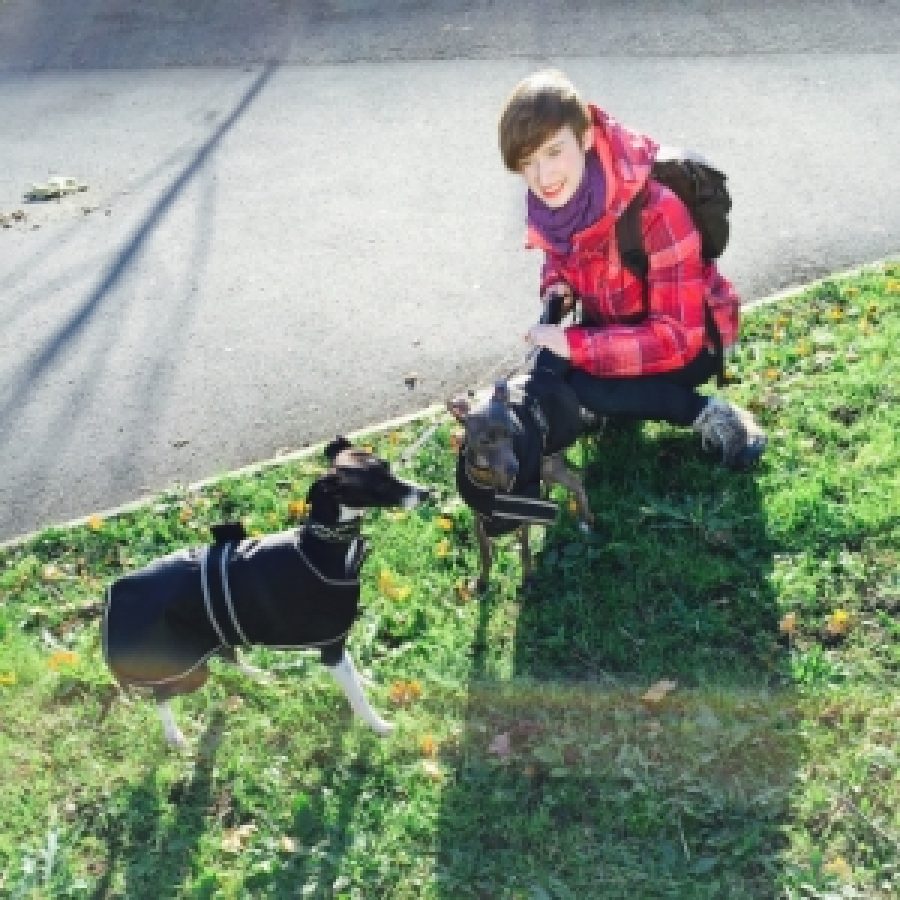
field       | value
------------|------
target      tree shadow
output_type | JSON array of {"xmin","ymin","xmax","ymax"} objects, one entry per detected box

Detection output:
[
  {"xmin": 436, "ymin": 424, "xmax": 800, "ymax": 899},
  {"xmin": 89, "ymin": 707, "xmax": 227, "ymax": 900},
  {"xmin": 87, "ymin": 672, "xmax": 377, "ymax": 899}
]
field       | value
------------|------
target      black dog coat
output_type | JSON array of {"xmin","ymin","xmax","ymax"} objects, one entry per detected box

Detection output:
[
  {"xmin": 457, "ymin": 359, "xmax": 591, "ymax": 537},
  {"xmin": 102, "ymin": 524, "xmax": 362, "ymax": 690}
]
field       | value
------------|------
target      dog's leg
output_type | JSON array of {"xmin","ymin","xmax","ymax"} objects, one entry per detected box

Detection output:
[
  {"xmin": 518, "ymin": 524, "xmax": 532, "ymax": 581},
  {"xmin": 474, "ymin": 514, "xmax": 492, "ymax": 592},
  {"xmin": 541, "ymin": 452, "xmax": 594, "ymax": 532},
  {"xmin": 327, "ymin": 650, "xmax": 393, "ymax": 736},
  {"xmin": 157, "ymin": 701, "xmax": 188, "ymax": 751}
]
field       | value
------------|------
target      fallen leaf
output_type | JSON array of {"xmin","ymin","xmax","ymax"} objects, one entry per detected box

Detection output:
[
  {"xmin": 454, "ymin": 580, "xmax": 473, "ymax": 604},
  {"xmin": 279, "ymin": 835, "xmax": 297, "ymax": 853},
  {"xmin": 822, "ymin": 855, "xmax": 852, "ymax": 879},
  {"xmin": 378, "ymin": 569, "xmax": 411, "ymax": 601},
  {"xmin": 778, "ymin": 612, "xmax": 798, "ymax": 636},
  {"xmin": 488, "ymin": 732, "xmax": 512, "ymax": 760},
  {"xmin": 222, "ymin": 822, "xmax": 256, "ymax": 853},
  {"xmin": 449, "ymin": 431, "xmax": 464, "ymax": 453},
  {"xmin": 421, "ymin": 760, "xmax": 444, "ymax": 782},
  {"xmin": 48, "ymin": 650, "xmax": 79, "ymax": 671},
  {"xmin": 641, "ymin": 679, "xmax": 677, "ymax": 705}
]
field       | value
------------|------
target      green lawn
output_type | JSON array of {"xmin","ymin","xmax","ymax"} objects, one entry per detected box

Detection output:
[{"xmin": 1, "ymin": 262, "xmax": 898, "ymax": 899}]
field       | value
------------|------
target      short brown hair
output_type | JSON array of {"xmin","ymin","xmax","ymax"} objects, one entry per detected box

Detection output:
[{"xmin": 498, "ymin": 69, "xmax": 591, "ymax": 172}]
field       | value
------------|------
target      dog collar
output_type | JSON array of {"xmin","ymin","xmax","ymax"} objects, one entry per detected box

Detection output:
[
  {"xmin": 490, "ymin": 491, "xmax": 558, "ymax": 526},
  {"xmin": 457, "ymin": 454, "xmax": 557, "ymax": 526},
  {"xmin": 306, "ymin": 519, "xmax": 361, "ymax": 543}
]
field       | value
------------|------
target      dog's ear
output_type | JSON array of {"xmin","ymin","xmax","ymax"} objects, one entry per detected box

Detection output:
[
  {"xmin": 211, "ymin": 521, "xmax": 247, "ymax": 544},
  {"xmin": 492, "ymin": 380, "xmax": 510, "ymax": 404},
  {"xmin": 447, "ymin": 398, "xmax": 470, "ymax": 423},
  {"xmin": 324, "ymin": 436, "xmax": 353, "ymax": 461}
]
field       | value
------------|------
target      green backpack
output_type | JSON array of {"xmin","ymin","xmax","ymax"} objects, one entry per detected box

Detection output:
[{"xmin": 615, "ymin": 151, "xmax": 737, "ymax": 385}]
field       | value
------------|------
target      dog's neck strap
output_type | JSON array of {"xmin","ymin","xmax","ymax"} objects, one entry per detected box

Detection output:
[{"xmin": 306, "ymin": 518, "xmax": 360, "ymax": 543}]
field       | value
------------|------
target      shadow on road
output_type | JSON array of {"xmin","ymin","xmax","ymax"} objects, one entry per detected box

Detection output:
[{"xmin": 0, "ymin": 63, "xmax": 278, "ymax": 538}]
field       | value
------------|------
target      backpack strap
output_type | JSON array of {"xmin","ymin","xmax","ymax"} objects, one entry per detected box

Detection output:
[
  {"xmin": 615, "ymin": 187, "xmax": 650, "ymax": 318},
  {"xmin": 615, "ymin": 184, "xmax": 733, "ymax": 387}
]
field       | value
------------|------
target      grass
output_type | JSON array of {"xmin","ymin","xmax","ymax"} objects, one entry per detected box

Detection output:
[{"xmin": 1, "ymin": 262, "xmax": 898, "ymax": 899}]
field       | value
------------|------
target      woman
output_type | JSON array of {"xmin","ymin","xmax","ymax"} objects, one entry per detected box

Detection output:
[{"xmin": 500, "ymin": 68, "xmax": 766, "ymax": 469}]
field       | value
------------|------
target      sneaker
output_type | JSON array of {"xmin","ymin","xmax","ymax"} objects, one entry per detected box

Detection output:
[{"xmin": 693, "ymin": 398, "xmax": 767, "ymax": 469}]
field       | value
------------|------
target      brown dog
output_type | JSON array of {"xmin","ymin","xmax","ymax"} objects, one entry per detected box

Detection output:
[{"xmin": 449, "ymin": 370, "xmax": 599, "ymax": 590}]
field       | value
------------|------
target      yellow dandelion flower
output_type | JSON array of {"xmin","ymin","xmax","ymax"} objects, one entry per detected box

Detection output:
[
  {"xmin": 419, "ymin": 734, "xmax": 439, "ymax": 758},
  {"xmin": 884, "ymin": 279, "xmax": 900, "ymax": 295},
  {"xmin": 288, "ymin": 499, "xmax": 308, "ymax": 518},
  {"xmin": 825, "ymin": 609, "xmax": 852, "ymax": 637},
  {"xmin": 435, "ymin": 539, "xmax": 451, "ymax": 558},
  {"xmin": 387, "ymin": 431, "xmax": 401, "ymax": 445},
  {"xmin": 389, "ymin": 679, "xmax": 423, "ymax": 706},
  {"xmin": 48, "ymin": 650, "xmax": 79, "ymax": 671},
  {"xmin": 0, "ymin": 672, "xmax": 17, "ymax": 686},
  {"xmin": 87, "ymin": 515, "xmax": 103, "ymax": 531},
  {"xmin": 436, "ymin": 516, "xmax": 454, "ymax": 531}
]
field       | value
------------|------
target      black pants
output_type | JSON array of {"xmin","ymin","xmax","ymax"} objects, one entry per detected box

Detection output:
[{"xmin": 535, "ymin": 348, "xmax": 718, "ymax": 427}]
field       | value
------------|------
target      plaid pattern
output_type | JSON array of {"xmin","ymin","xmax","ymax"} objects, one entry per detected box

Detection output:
[{"xmin": 526, "ymin": 106, "xmax": 740, "ymax": 378}]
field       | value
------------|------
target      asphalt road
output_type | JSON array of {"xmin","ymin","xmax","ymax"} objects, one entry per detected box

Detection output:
[{"xmin": 1, "ymin": 1, "xmax": 899, "ymax": 541}]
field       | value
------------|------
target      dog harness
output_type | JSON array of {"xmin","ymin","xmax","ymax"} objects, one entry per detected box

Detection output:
[{"xmin": 103, "ymin": 525, "xmax": 363, "ymax": 690}]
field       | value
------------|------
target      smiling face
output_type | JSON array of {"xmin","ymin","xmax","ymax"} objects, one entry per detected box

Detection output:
[{"xmin": 518, "ymin": 125, "xmax": 592, "ymax": 209}]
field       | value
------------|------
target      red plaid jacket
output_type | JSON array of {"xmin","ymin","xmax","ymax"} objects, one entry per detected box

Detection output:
[{"xmin": 526, "ymin": 105, "xmax": 740, "ymax": 378}]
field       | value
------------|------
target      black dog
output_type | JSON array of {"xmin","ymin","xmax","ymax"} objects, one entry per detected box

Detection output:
[
  {"xmin": 102, "ymin": 437, "xmax": 430, "ymax": 750},
  {"xmin": 449, "ymin": 363, "xmax": 600, "ymax": 590}
]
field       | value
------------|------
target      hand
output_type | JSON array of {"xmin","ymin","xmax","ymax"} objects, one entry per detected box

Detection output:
[
  {"xmin": 524, "ymin": 324, "xmax": 571, "ymax": 359},
  {"xmin": 541, "ymin": 283, "xmax": 574, "ymax": 323}
]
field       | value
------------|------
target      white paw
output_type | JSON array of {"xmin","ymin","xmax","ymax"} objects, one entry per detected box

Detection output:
[
  {"xmin": 165, "ymin": 729, "xmax": 189, "ymax": 752},
  {"xmin": 578, "ymin": 520, "xmax": 591, "ymax": 535},
  {"xmin": 371, "ymin": 718, "xmax": 395, "ymax": 737}
]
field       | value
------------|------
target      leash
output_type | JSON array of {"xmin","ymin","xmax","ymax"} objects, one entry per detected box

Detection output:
[{"xmin": 398, "ymin": 300, "xmax": 567, "ymax": 470}]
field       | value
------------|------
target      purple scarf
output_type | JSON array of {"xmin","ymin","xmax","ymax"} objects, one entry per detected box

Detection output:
[{"xmin": 527, "ymin": 151, "xmax": 606, "ymax": 254}]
